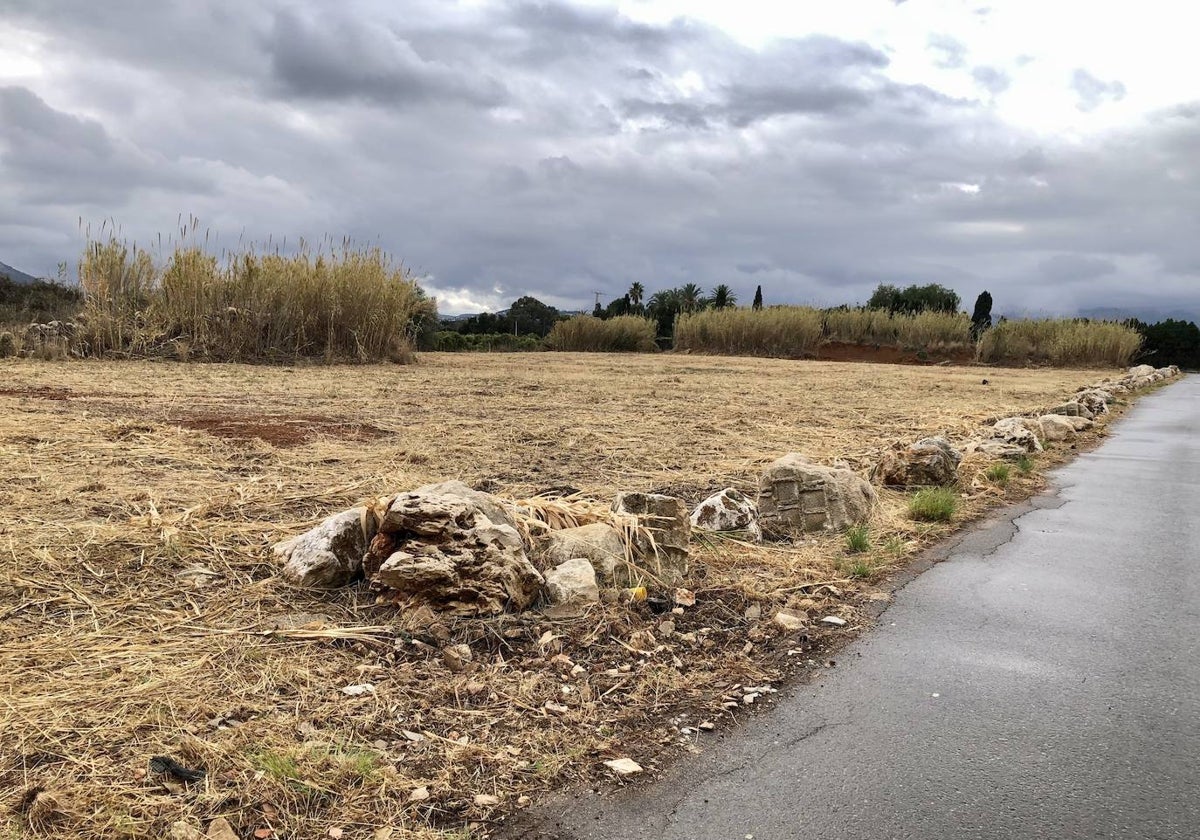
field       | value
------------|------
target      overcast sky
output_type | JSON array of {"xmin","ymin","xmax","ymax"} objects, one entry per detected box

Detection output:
[{"xmin": 1, "ymin": 1, "xmax": 1197, "ymax": 316}]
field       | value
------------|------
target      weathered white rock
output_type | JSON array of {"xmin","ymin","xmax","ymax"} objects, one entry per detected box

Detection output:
[
  {"xmin": 773, "ymin": 608, "xmax": 807, "ymax": 630},
  {"xmin": 757, "ymin": 453, "xmax": 877, "ymax": 535},
  {"xmin": 991, "ymin": 417, "xmax": 1045, "ymax": 453},
  {"xmin": 604, "ymin": 758, "xmax": 643, "ymax": 777},
  {"xmin": 872, "ymin": 436, "xmax": 962, "ymax": 487},
  {"xmin": 544, "ymin": 557, "xmax": 600, "ymax": 604},
  {"xmin": 274, "ymin": 507, "xmax": 374, "ymax": 588},
  {"xmin": 690, "ymin": 488, "xmax": 758, "ymax": 535},
  {"xmin": 962, "ymin": 439, "xmax": 1028, "ymax": 460},
  {"xmin": 612, "ymin": 492, "xmax": 690, "ymax": 583},
  {"xmin": 1039, "ymin": 414, "xmax": 1079, "ymax": 442},
  {"xmin": 405, "ymin": 480, "xmax": 516, "ymax": 528},
  {"xmin": 1128, "ymin": 364, "xmax": 1156, "ymax": 378},
  {"xmin": 540, "ymin": 522, "xmax": 626, "ymax": 581}
]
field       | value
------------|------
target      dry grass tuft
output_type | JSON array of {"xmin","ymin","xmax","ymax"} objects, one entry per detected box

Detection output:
[{"xmin": 0, "ymin": 353, "xmax": 1122, "ymax": 839}]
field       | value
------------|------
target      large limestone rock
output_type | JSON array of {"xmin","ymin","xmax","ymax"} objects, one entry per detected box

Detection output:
[
  {"xmin": 991, "ymin": 417, "xmax": 1045, "ymax": 453},
  {"xmin": 872, "ymin": 437, "xmax": 962, "ymax": 488},
  {"xmin": 274, "ymin": 507, "xmax": 375, "ymax": 588},
  {"xmin": 543, "ymin": 557, "xmax": 600, "ymax": 604},
  {"xmin": 373, "ymin": 490, "xmax": 542, "ymax": 615},
  {"xmin": 1075, "ymin": 389, "xmax": 1112, "ymax": 416},
  {"xmin": 963, "ymin": 439, "xmax": 1028, "ymax": 460},
  {"xmin": 1047, "ymin": 401, "xmax": 1094, "ymax": 420},
  {"xmin": 1127, "ymin": 364, "xmax": 1156, "ymax": 378},
  {"xmin": 1038, "ymin": 414, "xmax": 1080, "ymax": 442},
  {"xmin": 539, "ymin": 523, "xmax": 626, "ymax": 581},
  {"xmin": 757, "ymin": 454, "xmax": 876, "ymax": 536},
  {"xmin": 690, "ymin": 488, "xmax": 758, "ymax": 534},
  {"xmin": 612, "ymin": 492, "xmax": 690, "ymax": 583},
  {"xmin": 407, "ymin": 480, "xmax": 516, "ymax": 528}
]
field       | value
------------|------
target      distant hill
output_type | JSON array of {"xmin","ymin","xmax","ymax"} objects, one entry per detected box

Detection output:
[
  {"xmin": 0, "ymin": 261, "xmax": 40, "ymax": 285},
  {"xmin": 1078, "ymin": 306, "xmax": 1200, "ymax": 325}
]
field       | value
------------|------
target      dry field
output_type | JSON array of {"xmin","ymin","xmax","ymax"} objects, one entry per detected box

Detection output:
[{"xmin": 0, "ymin": 353, "xmax": 1116, "ymax": 840}]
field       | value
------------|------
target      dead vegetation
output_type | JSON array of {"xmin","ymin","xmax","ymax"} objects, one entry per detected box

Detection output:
[{"xmin": 0, "ymin": 353, "xmax": 1120, "ymax": 839}]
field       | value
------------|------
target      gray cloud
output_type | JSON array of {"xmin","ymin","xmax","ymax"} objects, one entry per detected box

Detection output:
[
  {"xmin": 972, "ymin": 66, "xmax": 1011, "ymax": 95},
  {"xmin": 927, "ymin": 34, "xmax": 968, "ymax": 69},
  {"xmin": 0, "ymin": 1, "xmax": 1198, "ymax": 319},
  {"xmin": 1071, "ymin": 69, "xmax": 1127, "ymax": 112}
]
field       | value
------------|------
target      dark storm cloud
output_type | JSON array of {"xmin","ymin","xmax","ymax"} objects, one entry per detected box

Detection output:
[
  {"xmin": 1, "ymin": 0, "xmax": 1198, "ymax": 318},
  {"xmin": 263, "ymin": 9, "xmax": 507, "ymax": 107},
  {"xmin": 1071, "ymin": 69, "xmax": 1127, "ymax": 112}
]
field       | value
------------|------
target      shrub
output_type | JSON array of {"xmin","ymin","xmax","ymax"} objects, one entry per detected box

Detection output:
[
  {"xmin": 908, "ymin": 487, "xmax": 959, "ymax": 522},
  {"xmin": 433, "ymin": 331, "xmax": 543, "ymax": 352},
  {"xmin": 976, "ymin": 319, "xmax": 1141, "ymax": 368},
  {"xmin": 844, "ymin": 525, "xmax": 871, "ymax": 554},
  {"xmin": 74, "ymin": 227, "xmax": 436, "ymax": 363},
  {"xmin": 0, "ymin": 277, "xmax": 83, "ymax": 326},
  {"xmin": 673, "ymin": 306, "xmax": 823, "ymax": 357},
  {"xmin": 0, "ymin": 331, "xmax": 15, "ymax": 358},
  {"xmin": 984, "ymin": 463, "xmax": 1011, "ymax": 484},
  {"xmin": 545, "ymin": 315, "xmax": 657, "ymax": 352}
]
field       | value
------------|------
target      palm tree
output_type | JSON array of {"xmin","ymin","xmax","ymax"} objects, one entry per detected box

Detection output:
[
  {"xmin": 679, "ymin": 282, "xmax": 705, "ymax": 313},
  {"xmin": 709, "ymin": 284, "xmax": 737, "ymax": 310},
  {"xmin": 628, "ymin": 282, "xmax": 645, "ymax": 309}
]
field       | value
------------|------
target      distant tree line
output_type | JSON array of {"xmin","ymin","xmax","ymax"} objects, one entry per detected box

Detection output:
[{"xmin": 433, "ymin": 280, "xmax": 1200, "ymax": 367}]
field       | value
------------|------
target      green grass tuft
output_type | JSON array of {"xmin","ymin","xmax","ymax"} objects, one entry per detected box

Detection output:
[
  {"xmin": 908, "ymin": 487, "xmax": 959, "ymax": 522},
  {"xmin": 844, "ymin": 525, "xmax": 871, "ymax": 554},
  {"xmin": 1016, "ymin": 454, "xmax": 1035, "ymax": 474},
  {"xmin": 985, "ymin": 463, "xmax": 1011, "ymax": 484}
]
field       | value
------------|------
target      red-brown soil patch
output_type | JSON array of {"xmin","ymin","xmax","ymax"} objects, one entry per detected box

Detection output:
[
  {"xmin": 815, "ymin": 341, "xmax": 977, "ymax": 366},
  {"xmin": 0, "ymin": 385, "xmax": 73, "ymax": 400},
  {"xmin": 175, "ymin": 414, "xmax": 388, "ymax": 447}
]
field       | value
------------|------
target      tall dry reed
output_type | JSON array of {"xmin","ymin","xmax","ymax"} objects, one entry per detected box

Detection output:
[
  {"xmin": 75, "ymin": 224, "xmax": 435, "ymax": 363},
  {"xmin": 976, "ymin": 319, "xmax": 1141, "ymax": 368},
  {"xmin": 545, "ymin": 315, "xmax": 658, "ymax": 352},
  {"xmin": 822, "ymin": 308, "xmax": 971, "ymax": 348},
  {"xmin": 673, "ymin": 306, "xmax": 824, "ymax": 357}
]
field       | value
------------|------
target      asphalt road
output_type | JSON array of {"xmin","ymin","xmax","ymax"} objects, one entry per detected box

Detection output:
[{"xmin": 523, "ymin": 377, "xmax": 1200, "ymax": 840}]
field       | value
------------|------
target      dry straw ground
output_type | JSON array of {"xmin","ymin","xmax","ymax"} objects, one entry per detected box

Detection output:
[{"xmin": 0, "ymin": 353, "xmax": 1115, "ymax": 839}]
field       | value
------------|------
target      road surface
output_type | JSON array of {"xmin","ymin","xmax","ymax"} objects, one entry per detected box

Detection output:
[{"xmin": 522, "ymin": 377, "xmax": 1199, "ymax": 840}]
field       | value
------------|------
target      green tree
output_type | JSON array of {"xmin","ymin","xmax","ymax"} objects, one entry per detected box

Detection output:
[
  {"xmin": 868, "ymin": 282, "xmax": 960, "ymax": 314},
  {"xmin": 507, "ymin": 295, "xmax": 561, "ymax": 337},
  {"xmin": 679, "ymin": 283, "xmax": 706, "ymax": 313},
  {"xmin": 752, "ymin": 285, "xmax": 763, "ymax": 311},
  {"xmin": 628, "ymin": 282, "xmax": 645, "ymax": 311},
  {"xmin": 970, "ymin": 290, "xmax": 993, "ymax": 342},
  {"xmin": 709, "ymin": 284, "xmax": 737, "ymax": 310}
]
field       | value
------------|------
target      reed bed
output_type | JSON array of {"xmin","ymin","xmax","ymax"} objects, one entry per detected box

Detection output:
[
  {"xmin": 545, "ymin": 314, "xmax": 657, "ymax": 352},
  {"xmin": 976, "ymin": 318, "xmax": 1142, "ymax": 368},
  {"xmin": 822, "ymin": 308, "xmax": 972, "ymax": 349},
  {"xmin": 674, "ymin": 306, "xmax": 824, "ymax": 357},
  {"xmin": 75, "ymin": 225, "xmax": 434, "ymax": 363}
]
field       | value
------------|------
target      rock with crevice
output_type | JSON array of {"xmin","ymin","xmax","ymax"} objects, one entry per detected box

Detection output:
[
  {"xmin": 274, "ymin": 507, "xmax": 375, "ymax": 588},
  {"xmin": 991, "ymin": 417, "xmax": 1045, "ymax": 453},
  {"xmin": 373, "ymin": 490, "xmax": 543, "ymax": 615},
  {"xmin": 757, "ymin": 453, "xmax": 876, "ymax": 536},
  {"xmin": 872, "ymin": 436, "xmax": 962, "ymax": 487},
  {"xmin": 1047, "ymin": 401, "xmax": 1094, "ymax": 420},
  {"xmin": 612, "ymin": 492, "xmax": 690, "ymax": 583}
]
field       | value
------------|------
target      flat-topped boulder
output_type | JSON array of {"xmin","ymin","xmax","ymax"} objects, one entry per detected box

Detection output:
[
  {"xmin": 757, "ymin": 454, "xmax": 876, "ymax": 536},
  {"xmin": 872, "ymin": 437, "xmax": 961, "ymax": 488}
]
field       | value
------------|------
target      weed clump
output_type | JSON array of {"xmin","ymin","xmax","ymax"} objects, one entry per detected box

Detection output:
[
  {"xmin": 908, "ymin": 487, "xmax": 959, "ymax": 522},
  {"xmin": 844, "ymin": 525, "xmax": 871, "ymax": 554},
  {"xmin": 985, "ymin": 463, "xmax": 1011, "ymax": 484}
]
